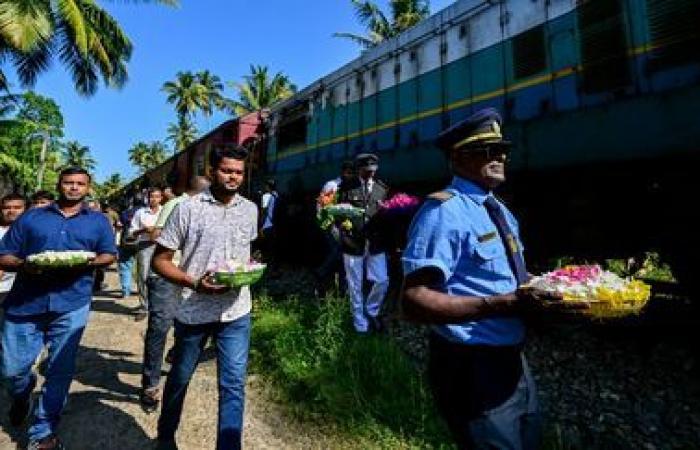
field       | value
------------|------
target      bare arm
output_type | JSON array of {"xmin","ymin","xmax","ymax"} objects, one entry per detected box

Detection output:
[
  {"xmin": 401, "ymin": 267, "xmax": 517, "ymax": 324},
  {"xmin": 151, "ymin": 244, "xmax": 228, "ymax": 295},
  {"xmin": 152, "ymin": 245, "xmax": 196, "ymax": 289},
  {"xmin": 89, "ymin": 253, "xmax": 117, "ymax": 268},
  {"xmin": 0, "ymin": 254, "xmax": 24, "ymax": 272},
  {"xmin": 401, "ymin": 267, "xmax": 579, "ymax": 324}
]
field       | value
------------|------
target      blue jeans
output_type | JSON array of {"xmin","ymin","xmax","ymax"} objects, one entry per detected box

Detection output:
[
  {"xmin": 158, "ymin": 314, "xmax": 251, "ymax": 450},
  {"xmin": 118, "ymin": 247, "xmax": 135, "ymax": 296},
  {"xmin": 1, "ymin": 304, "xmax": 90, "ymax": 441}
]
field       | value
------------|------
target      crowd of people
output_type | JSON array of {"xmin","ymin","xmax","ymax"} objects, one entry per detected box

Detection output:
[{"xmin": 0, "ymin": 108, "xmax": 589, "ymax": 450}]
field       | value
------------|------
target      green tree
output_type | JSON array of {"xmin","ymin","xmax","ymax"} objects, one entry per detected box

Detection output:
[
  {"xmin": 95, "ymin": 172, "xmax": 123, "ymax": 199},
  {"xmin": 196, "ymin": 70, "xmax": 228, "ymax": 118},
  {"xmin": 63, "ymin": 140, "xmax": 96, "ymax": 172},
  {"xmin": 229, "ymin": 65, "xmax": 296, "ymax": 116},
  {"xmin": 0, "ymin": 91, "xmax": 64, "ymax": 190},
  {"xmin": 166, "ymin": 115, "xmax": 198, "ymax": 152},
  {"xmin": 334, "ymin": 0, "xmax": 430, "ymax": 48},
  {"xmin": 162, "ymin": 71, "xmax": 209, "ymax": 121},
  {"xmin": 128, "ymin": 140, "xmax": 167, "ymax": 173},
  {"xmin": 0, "ymin": 0, "xmax": 177, "ymax": 96}
]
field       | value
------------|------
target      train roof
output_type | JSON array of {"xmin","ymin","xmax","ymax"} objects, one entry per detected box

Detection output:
[{"xmin": 270, "ymin": 0, "xmax": 486, "ymax": 113}]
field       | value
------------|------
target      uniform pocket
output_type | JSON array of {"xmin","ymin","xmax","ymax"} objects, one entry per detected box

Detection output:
[{"xmin": 472, "ymin": 241, "xmax": 502, "ymax": 261}]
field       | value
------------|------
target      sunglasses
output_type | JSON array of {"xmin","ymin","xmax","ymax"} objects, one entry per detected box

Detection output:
[{"xmin": 464, "ymin": 145, "xmax": 511, "ymax": 161}]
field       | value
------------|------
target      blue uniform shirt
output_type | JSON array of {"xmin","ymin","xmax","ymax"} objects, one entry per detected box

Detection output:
[
  {"xmin": 0, "ymin": 203, "xmax": 117, "ymax": 316},
  {"xmin": 402, "ymin": 177, "xmax": 526, "ymax": 346}
]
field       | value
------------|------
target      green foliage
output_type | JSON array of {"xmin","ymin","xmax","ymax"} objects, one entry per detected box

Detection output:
[
  {"xmin": 251, "ymin": 294, "xmax": 453, "ymax": 448},
  {"xmin": 63, "ymin": 140, "xmax": 95, "ymax": 172},
  {"xmin": 229, "ymin": 65, "xmax": 296, "ymax": 116},
  {"xmin": 605, "ymin": 252, "xmax": 675, "ymax": 282},
  {"xmin": 166, "ymin": 115, "xmax": 198, "ymax": 152},
  {"xmin": 0, "ymin": 91, "xmax": 65, "ymax": 191},
  {"xmin": 0, "ymin": 0, "xmax": 176, "ymax": 96},
  {"xmin": 335, "ymin": 0, "xmax": 431, "ymax": 48},
  {"xmin": 128, "ymin": 140, "xmax": 167, "ymax": 173}
]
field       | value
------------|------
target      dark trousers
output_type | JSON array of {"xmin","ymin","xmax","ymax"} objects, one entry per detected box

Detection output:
[
  {"xmin": 314, "ymin": 228, "xmax": 346, "ymax": 295},
  {"xmin": 158, "ymin": 314, "xmax": 251, "ymax": 450},
  {"xmin": 141, "ymin": 277, "xmax": 177, "ymax": 390},
  {"xmin": 428, "ymin": 333, "xmax": 540, "ymax": 450}
]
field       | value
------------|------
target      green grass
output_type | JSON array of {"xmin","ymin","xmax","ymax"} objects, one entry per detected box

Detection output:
[{"xmin": 250, "ymin": 294, "xmax": 454, "ymax": 449}]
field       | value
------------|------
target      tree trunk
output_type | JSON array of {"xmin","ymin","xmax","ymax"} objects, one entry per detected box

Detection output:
[{"xmin": 36, "ymin": 131, "xmax": 49, "ymax": 190}]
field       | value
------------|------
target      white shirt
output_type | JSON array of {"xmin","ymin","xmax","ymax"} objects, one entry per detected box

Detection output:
[
  {"xmin": 128, "ymin": 205, "xmax": 162, "ymax": 244},
  {"xmin": 0, "ymin": 226, "xmax": 16, "ymax": 293},
  {"xmin": 321, "ymin": 177, "xmax": 342, "ymax": 195}
]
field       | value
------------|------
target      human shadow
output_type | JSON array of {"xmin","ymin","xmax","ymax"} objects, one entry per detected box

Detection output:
[
  {"xmin": 90, "ymin": 296, "xmax": 140, "ymax": 317},
  {"xmin": 59, "ymin": 390, "xmax": 153, "ymax": 450},
  {"xmin": 1, "ymin": 348, "xmax": 150, "ymax": 449},
  {"xmin": 71, "ymin": 345, "xmax": 144, "ymax": 401}
]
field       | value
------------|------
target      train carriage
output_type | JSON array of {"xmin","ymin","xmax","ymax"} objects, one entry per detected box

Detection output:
[{"xmin": 264, "ymin": 0, "xmax": 700, "ymax": 289}]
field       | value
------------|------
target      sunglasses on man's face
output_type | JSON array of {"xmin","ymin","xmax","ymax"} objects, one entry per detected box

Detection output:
[{"xmin": 464, "ymin": 145, "xmax": 511, "ymax": 161}]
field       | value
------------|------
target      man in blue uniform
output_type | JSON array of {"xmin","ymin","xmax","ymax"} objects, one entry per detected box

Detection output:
[{"xmin": 401, "ymin": 108, "xmax": 584, "ymax": 449}]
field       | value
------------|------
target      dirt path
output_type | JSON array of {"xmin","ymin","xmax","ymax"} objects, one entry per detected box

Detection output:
[{"xmin": 0, "ymin": 269, "xmax": 342, "ymax": 450}]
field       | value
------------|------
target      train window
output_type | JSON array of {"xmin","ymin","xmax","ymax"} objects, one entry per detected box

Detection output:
[
  {"xmin": 645, "ymin": 0, "xmax": 700, "ymax": 71},
  {"xmin": 277, "ymin": 104, "xmax": 308, "ymax": 153},
  {"xmin": 513, "ymin": 25, "xmax": 547, "ymax": 80},
  {"xmin": 577, "ymin": 0, "xmax": 631, "ymax": 93}
]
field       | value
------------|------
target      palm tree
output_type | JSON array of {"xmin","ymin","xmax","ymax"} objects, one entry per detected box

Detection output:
[
  {"xmin": 229, "ymin": 65, "xmax": 296, "ymax": 116},
  {"xmin": 128, "ymin": 140, "xmax": 167, "ymax": 173},
  {"xmin": 196, "ymin": 70, "xmax": 228, "ymax": 118},
  {"xmin": 335, "ymin": 0, "xmax": 430, "ymax": 48},
  {"xmin": 162, "ymin": 71, "xmax": 209, "ymax": 121},
  {"xmin": 0, "ymin": 0, "xmax": 177, "ymax": 96},
  {"xmin": 63, "ymin": 140, "xmax": 96, "ymax": 172},
  {"xmin": 166, "ymin": 115, "xmax": 198, "ymax": 152},
  {"xmin": 101, "ymin": 172, "xmax": 123, "ymax": 196}
]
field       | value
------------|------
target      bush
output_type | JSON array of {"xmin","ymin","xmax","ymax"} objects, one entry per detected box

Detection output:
[{"xmin": 250, "ymin": 294, "xmax": 453, "ymax": 449}]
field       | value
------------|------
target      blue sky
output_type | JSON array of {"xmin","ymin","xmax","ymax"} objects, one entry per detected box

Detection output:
[{"xmin": 6, "ymin": 0, "xmax": 454, "ymax": 182}]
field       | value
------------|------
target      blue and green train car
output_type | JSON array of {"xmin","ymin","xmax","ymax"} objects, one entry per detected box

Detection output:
[{"xmin": 264, "ymin": 0, "xmax": 700, "ymax": 287}]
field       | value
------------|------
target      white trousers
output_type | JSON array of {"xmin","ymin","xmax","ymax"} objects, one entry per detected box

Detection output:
[{"xmin": 343, "ymin": 251, "xmax": 389, "ymax": 332}]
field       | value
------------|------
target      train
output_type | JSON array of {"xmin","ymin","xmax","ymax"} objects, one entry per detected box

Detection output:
[{"xmin": 117, "ymin": 0, "xmax": 700, "ymax": 292}]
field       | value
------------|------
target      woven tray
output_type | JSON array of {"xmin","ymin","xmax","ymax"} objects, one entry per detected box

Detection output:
[{"xmin": 553, "ymin": 298, "xmax": 649, "ymax": 319}]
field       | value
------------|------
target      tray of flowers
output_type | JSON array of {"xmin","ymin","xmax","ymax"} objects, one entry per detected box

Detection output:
[{"xmin": 525, "ymin": 265, "xmax": 652, "ymax": 319}]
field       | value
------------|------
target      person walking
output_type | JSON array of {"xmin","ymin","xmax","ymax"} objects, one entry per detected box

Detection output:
[
  {"xmin": 401, "ymin": 108, "xmax": 585, "ymax": 450},
  {"xmin": 117, "ymin": 204, "xmax": 138, "ymax": 298},
  {"xmin": 139, "ymin": 176, "xmax": 210, "ymax": 412},
  {"xmin": 29, "ymin": 191, "xmax": 54, "ymax": 209},
  {"xmin": 0, "ymin": 167, "xmax": 117, "ymax": 450},
  {"xmin": 338, "ymin": 153, "xmax": 389, "ymax": 333},
  {"xmin": 128, "ymin": 187, "xmax": 163, "ymax": 320},
  {"xmin": 313, "ymin": 160, "xmax": 354, "ymax": 296},
  {"xmin": 0, "ymin": 194, "xmax": 27, "ymax": 309},
  {"xmin": 152, "ymin": 146, "xmax": 257, "ymax": 450},
  {"xmin": 259, "ymin": 179, "xmax": 278, "ymax": 264}
]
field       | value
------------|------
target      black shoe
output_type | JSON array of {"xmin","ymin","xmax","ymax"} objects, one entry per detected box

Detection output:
[
  {"xmin": 9, "ymin": 376, "xmax": 35, "ymax": 428},
  {"xmin": 368, "ymin": 316, "xmax": 384, "ymax": 333},
  {"xmin": 164, "ymin": 347, "xmax": 175, "ymax": 365},
  {"xmin": 155, "ymin": 438, "xmax": 178, "ymax": 450},
  {"xmin": 139, "ymin": 388, "xmax": 160, "ymax": 413},
  {"xmin": 28, "ymin": 434, "xmax": 65, "ymax": 450}
]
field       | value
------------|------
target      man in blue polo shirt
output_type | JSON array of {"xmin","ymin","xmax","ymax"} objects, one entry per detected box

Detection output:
[
  {"xmin": 0, "ymin": 167, "xmax": 117, "ymax": 450},
  {"xmin": 401, "ymin": 109, "xmax": 585, "ymax": 450}
]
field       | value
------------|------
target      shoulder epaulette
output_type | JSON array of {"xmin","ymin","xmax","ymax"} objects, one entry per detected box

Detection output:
[{"xmin": 427, "ymin": 191, "xmax": 455, "ymax": 202}]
